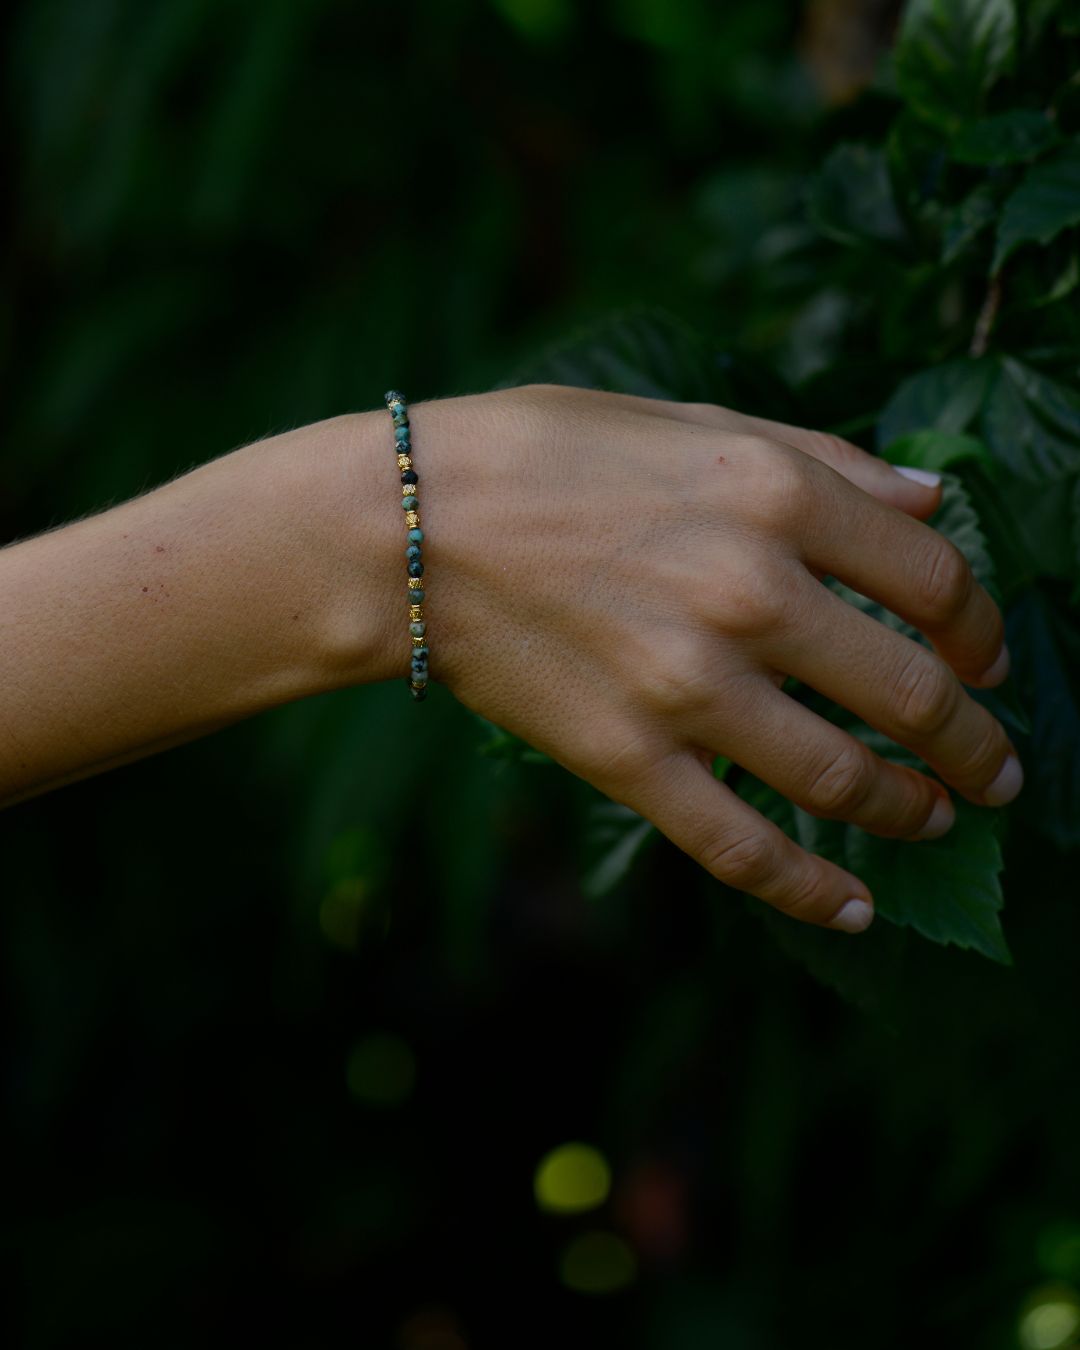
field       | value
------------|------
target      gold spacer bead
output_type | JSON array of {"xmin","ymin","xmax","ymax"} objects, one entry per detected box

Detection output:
[
  {"xmin": 412, "ymin": 635, "xmax": 425, "ymax": 647},
  {"xmin": 404, "ymin": 511, "xmax": 420, "ymax": 527},
  {"xmin": 409, "ymin": 605, "xmax": 423, "ymax": 620},
  {"xmin": 402, "ymin": 483, "xmax": 417, "ymax": 497},
  {"xmin": 397, "ymin": 455, "xmax": 412, "ymax": 470},
  {"xmin": 408, "ymin": 577, "xmax": 423, "ymax": 590}
]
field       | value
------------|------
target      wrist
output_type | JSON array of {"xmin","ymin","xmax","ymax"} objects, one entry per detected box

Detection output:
[
  {"xmin": 262, "ymin": 408, "xmax": 403, "ymax": 693},
  {"xmin": 297, "ymin": 391, "xmax": 508, "ymax": 700}
]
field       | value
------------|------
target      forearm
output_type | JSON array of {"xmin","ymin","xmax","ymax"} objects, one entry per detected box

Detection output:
[{"xmin": 0, "ymin": 410, "xmax": 404, "ymax": 808}]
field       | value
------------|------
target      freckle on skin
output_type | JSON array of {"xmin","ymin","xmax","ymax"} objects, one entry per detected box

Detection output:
[
  {"xmin": 155, "ymin": 545, "xmax": 165, "ymax": 553},
  {"xmin": 717, "ymin": 455, "xmax": 726, "ymax": 464},
  {"xmin": 142, "ymin": 587, "xmax": 148, "ymax": 593}
]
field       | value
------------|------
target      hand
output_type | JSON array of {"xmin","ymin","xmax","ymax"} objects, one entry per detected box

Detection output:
[{"xmin": 420, "ymin": 384, "xmax": 1019, "ymax": 933}]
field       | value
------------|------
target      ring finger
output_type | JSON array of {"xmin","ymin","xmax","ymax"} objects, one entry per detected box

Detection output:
[
  {"xmin": 680, "ymin": 671, "xmax": 955, "ymax": 839},
  {"xmin": 774, "ymin": 576, "xmax": 1018, "ymax": 804}
]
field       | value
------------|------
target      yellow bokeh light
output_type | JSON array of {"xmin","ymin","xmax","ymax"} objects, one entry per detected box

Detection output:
[
  {"xmin": 1019, "ymin": 1290, "xmax": 1080, "ymax": 1350},
  {"xmin": 533, "ymin": 1142, "xmax": 612, "ymax": 1214},
  {"xmin": 559, "ymin": 1231, "xmax": 637, "ymax": 1294}
]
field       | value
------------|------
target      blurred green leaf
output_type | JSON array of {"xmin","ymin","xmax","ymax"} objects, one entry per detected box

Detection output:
[
  {"xmin": 1007, "ymin": 587, "xmax": 1080, "ymax": 850},
  {"xmin": 807, "ymin": 144, "xmax": 907, "ymax": 250},
  {"xmin": 502, "ymin": 304, "xmax": 732, "ymax": 404},
  {"xmin": 581, "ymin": 800, "xmax": 657, "ymax": 900},
  {"xmin": 993, "ymin": 142, "xmax": 1080, "ymax": 270},
  {"xmin": 883, "ymin": 428, "xmax": 993, "ymax": 472},
  {"xmin": 941, "ymin": 182, "xmax": 1000, "ymax": 263},
  {"xmin": 877, "ymin": 358, "xmax": 994, "ymax": 449},
  {"xmin": 950, "ymin": 109, "xmax": 1060, "ymax": 165},
  {"xmin": 982, "ymin": 356, "xmax": 1080, "ymax": 481},
  {"xmin": 895, "ymin": 0, "xmax": 1017, "ymax": 132},
  {"xmin": 487, "ymin": 0, "xmax": 574, "ymax": 42}
]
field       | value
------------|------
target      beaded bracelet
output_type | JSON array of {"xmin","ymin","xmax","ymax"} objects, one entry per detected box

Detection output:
[{"xmin": 384, "ymin": 390, "xmax": 429, "ymax": 701}]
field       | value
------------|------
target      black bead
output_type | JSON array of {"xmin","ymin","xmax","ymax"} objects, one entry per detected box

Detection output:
[{"xmin": 400, "ymin": 469, "xmax": 419, "ymax": 485}]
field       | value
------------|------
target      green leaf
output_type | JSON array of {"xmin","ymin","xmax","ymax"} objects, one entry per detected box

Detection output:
[
  {"xmin": 882, "ymin": 428, "xmax": 993, "ymax": 473},
  {"xmin": 981, "ymin": 357, "xmax": 1080, "ymax": 482},
  {"xmin": 807, "ymin": 144, "xmax": 907, "ymax": 250},
  {"xmin": 895, "ymin": 0, "xmax": 1017, "ymax": 132},
  {"xmin": 950, "ymin": 109, "xmax": 1060, "ymax": 165},
  {"xmin": 1007, "ymin": 587, "xmax": 1080, "ymax": 850},
  {"xmin": 993, "ymin": 143, "xmax": 1080, "ymax": 271},
  {"xmin": 471, "ymin": 713, "xmax": 554, "ymax": 764},
  {"xmin": 581, "ymin": 800, "xmax": 657, "ymax": 900},
  {"xmin": 741, "ymin": 777, "xmax": 1009, "ymax": 965},
  {"xmin": 1007, "ymin": 237, "xmax": 1080, "ymax": 309},
  {"xmin": 756, "ymin": 891, "xmax": 912, "ymax": 1019},
  {"xmin": 887, "ymin": 109, "xmax": 950, "ymax": 225},
  {"xmin": 996, "ymin": 468, "xmax": 1080, "ymax": 580},
  {"xmin": 499, "ymin": 303, "xmax": 729, "ymax": 403},
  {"xmin": 881, "ymin": 358, "xmax": 1080, "ymax": 483},
  {"xmin": 846, "ymin": 800, "xmax": 1009, "ymax": 962},
  {"xmin": 941, "ymin": 182, "xmax": 1000, "ymax": 263},
  {"xmin": 1073, "ymin": 476, "xmax": 1080, "ymax": 579},
  {"xmin": 926, "ymin": 470, "xmax": 998, "ymax": 591},
  {"xmin": 877, "ymin": 358, "xmax": 994, "ymax": 450}
]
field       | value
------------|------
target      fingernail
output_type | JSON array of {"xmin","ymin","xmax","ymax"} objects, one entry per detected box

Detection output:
[
  {"xmin": 829, "ymin": 898, "xmax": 875, "ymax": 934},
  {"xmin": 911, "ymin": 793, "xmax": 955, "ymax": 840},
  {"xmin": 984, "ymin": 753, "xmax": 1023, "ymax": 807},
  {"xmin": 894, "ymin": 465, "xmax": 942, "ymax": 487},
  {"xmin": 977, "ymin": 644, "xmax": 1011, "ymax": 687}
]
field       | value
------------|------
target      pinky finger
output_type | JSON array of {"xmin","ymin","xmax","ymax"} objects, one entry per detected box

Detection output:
[{"xmin": 628, "ymin": 749, "xmax": 876, "ymax": 933}]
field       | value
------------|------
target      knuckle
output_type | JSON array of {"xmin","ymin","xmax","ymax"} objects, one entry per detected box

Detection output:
[
  {"xmin": 805, "ymin": 429, "xmax": 858, "ymax": 466},
  {"xmin": 700, "ymin": 828, "xmax": 775, "ymax": 890},
  {"xmin": 737, "ymin": 438, "xmax": 808, "ymax": 526},
  {"xmin": 803, "ymin": 743, "xmax": 875, "ymax": 817},
  {"xmin": 634, "ymin": 635, "xmax": 714, "ymax": 714},
  {"xmin": 711, "ymin": 561, "xmax": 795, "ymax": 639},
  {"xmin": 890, "ymin": 649, "xmax": 959, "ymax": 738},
  {"xmin": 915, "ymin": 539, "xmax": 973, "ymax": 625},
  {"xmin": 952, "ymin": 718, "xmax": 1007, "ymax": 785},
  {"xmin": 772, "ymin": 865, "xmax": 832, "ymax": 921}
]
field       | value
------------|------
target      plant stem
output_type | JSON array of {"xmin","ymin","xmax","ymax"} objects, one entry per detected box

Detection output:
[{"xmin": 970, "ymin": 274, "xmax": 1003, "ymax": 358}]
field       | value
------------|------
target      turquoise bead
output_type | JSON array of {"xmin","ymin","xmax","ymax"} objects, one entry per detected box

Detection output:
[
  {"xmin": 411, "ymin": 669, "xmax": 429, "ymax": 685},
  {"xmin": 413, "ymin": 645, "xmax": 429, "ymax": 660},
  {"xmin": 392, "ymin": 412, "xmax": 409, "ymax": 428},
  {"xmin": 408, "ymin": 560, "xmax": 424, "ymax": 577},
  {"xmin": 407, "ymin": 527, "xmax": 424, "ymax": 543},
  {"xmin": 402, "ymin": 495, "xmax": 418, "ymax": 511},
  {"xmin": 409, "ymin": 621, "xmax": 426, "ymax": 638},
  {"xmin": 395, "ymin": 426, "xmax": 411, "ymax": 444},
  {"xmin": 409, "ymin": 588, "xmax": 425, "ymax": 602},
  {"xmin": 385, "ymin": 389, "xmax": 405, "ymax": 404},
  {"xmin": 406, "ymin": 544, "xmax": 422, "ymax": 561}
]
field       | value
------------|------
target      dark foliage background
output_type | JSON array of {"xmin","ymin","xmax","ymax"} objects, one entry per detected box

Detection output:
[{"xmin": 4, "ymin": 2, "xmax": 1080, "ymax": 1347}]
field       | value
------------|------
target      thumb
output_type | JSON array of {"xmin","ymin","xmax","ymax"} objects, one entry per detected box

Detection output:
[{"xmin": 740, "ymin": 414, "xmax": 944, "ymax": 521}]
